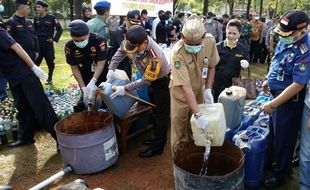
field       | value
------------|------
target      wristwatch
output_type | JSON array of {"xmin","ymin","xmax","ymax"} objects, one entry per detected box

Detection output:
[{"xmin": 194, "ymin": 112, "xmax": 203, "ymax": 119}]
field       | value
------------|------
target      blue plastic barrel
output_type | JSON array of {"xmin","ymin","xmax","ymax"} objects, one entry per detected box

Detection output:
[{"xmin": 233, "ymin": 126, "xmax": 269, "ymax": 189}]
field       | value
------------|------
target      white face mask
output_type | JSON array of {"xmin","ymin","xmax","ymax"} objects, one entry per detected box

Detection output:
[{"xmin": 0, "ymin": 4, "xmax": 4, "ymax": 13}]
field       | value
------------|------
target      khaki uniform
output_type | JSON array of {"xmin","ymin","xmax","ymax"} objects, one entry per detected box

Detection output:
[{"xmin": 169, "ymin": 34, "xmax": 220, "ymax": 152}]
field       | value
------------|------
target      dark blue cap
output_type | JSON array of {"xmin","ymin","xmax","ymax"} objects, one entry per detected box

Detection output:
[
  {"xmin": 94, "ymin": 0, "xmax": 111, "ymax": 9},
  {"xmin": 15, "ymin": 0, "xmax": 31, "ymax": 5},
  {"xmin": 67, "ymin": 19, "xmax": 89, "ymax": 37},
  {"xmin": 37, "ymin": 0, "xmax": 48, "ymax": 7}
]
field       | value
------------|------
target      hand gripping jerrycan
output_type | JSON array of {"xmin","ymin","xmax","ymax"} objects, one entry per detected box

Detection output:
[
  {"xmin": 218, "ymin": 86, "xmax": 247, "ymax": 129},
  {"xmin": 233, "ymin": 126, "xmax": 269, "ymax": 189},
  {"xmin": 190, "ymin": 103, "xmax": 226, "ymax": 147}
]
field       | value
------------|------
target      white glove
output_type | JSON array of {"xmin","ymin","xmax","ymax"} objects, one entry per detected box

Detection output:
[
  {"xmin": 31, "ymin": 65, "xmax": 48, "ymax": 80},
  {"xmin": 99, "ymin": 82, "xmax": 107, "ymax": 90},
  {"xmin": 110, "ymin": 86, "xmax": 126, "ymax": 99},
  {"xmin": 240, "ymin": 59, "xmax": 249, "ymax": 69},
  {"xmin": 195, "ymin": 113, "xmax": 208, "ymax": 130},
  {"xmin": 106, "ymin": 70, "xmax": 115, "ymax": 83},
  {"xmin": 203, "ymin": 89, "xmax": 214, "ymax": 104},
  {"xmin": 81, "ymin": 87, "xmax": 89, "ymax": 106},
  {"xmin": 87, "ymin": 78, "xmax": 97, "ymax": 94}
]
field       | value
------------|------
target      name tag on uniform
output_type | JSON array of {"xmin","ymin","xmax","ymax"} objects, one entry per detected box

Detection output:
[
  {"xmin": 235, "ymin": 54, "xmax": 243, "ymax": 58},
  {"xmin": 202, "ymin": 68, "xmax": 208, "ymax": 79},
  {"xmin": 91, "ymin": 62, "xmax": 96, "ymax": 72}
]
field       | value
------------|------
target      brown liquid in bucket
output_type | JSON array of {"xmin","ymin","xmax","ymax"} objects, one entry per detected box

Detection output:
[
  {"xmin": 55, "ymin": 111, "xmax": 113, "ymax": 135},
  {"xmin": 174, "ymin": 141, "xmax": 244, "ymax": 190}
]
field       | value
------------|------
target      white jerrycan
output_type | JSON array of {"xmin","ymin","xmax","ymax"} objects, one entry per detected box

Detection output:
[{"xmin": 190, "ymin": 103, "xmax": 227, "ymax": 147}]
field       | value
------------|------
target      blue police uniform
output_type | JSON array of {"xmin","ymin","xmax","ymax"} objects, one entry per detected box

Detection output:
[
  {"xmin": 267, "ymin": 33, "xmax": 310, "ymax": 180},
  {"xmin": 34, "ymin": 11, "xmax": 63, "ymax": 82},
  {"xmin": 5, "ymin": 15, "xmax": 39, "ymax": 61},
  {"xmin": 0, "ymin": 72, "xmax": 8, "ymax": 101},
  {"xmin": 0, "ymin": 23, "xmax": 58, "ymax": 143}
]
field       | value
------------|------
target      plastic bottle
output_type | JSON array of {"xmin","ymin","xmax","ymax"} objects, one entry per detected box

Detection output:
[
  {"xmin": 11, "ymin": 115, "xmax": 19, "ymax": 141},
  {"xmin": 0, "ymin": 124, "xmax": 8, "ymax": 145}
]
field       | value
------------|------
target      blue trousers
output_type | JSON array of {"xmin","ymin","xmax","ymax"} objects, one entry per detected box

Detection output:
[
  {"xmin": 300, "ymin": 104, "xmax": 310, "ymax": 190},
  {"xmin": 270, "ymin": 89, "xmax": 305, "ymax": 179}
]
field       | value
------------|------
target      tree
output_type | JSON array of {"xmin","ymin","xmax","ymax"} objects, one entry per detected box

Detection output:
[
  {"xmin": 227, "ymin": 0, "xmax": 234, "ymax": 16},
  {"xmin": 203, "ymin": 0, "xmax": 208, "ymax": 15}
]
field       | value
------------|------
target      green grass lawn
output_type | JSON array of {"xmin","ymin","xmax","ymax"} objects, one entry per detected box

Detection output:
[{"xmin": 41, "ymin": 31, "xmax": 267, "ymax": 89}]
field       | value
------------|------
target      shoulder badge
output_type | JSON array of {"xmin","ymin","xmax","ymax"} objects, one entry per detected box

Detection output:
[
  {"xmin": 99, "ymin": 41, "xmax": 106, "ymax": 50},
  {"xmin": 300, "ymin": 43, "xmax": 308, "ymax": 54},
  {"xmin": 174, "ymin": 61, "xmax": 181, "ymax": 69},
  {"xmin": 90, "ymin": 46, "xmax": 96, "ymax": 53},
  {"xmin": 65, "ymin": 47, "xmax": 71, "ymax": 55},
  {"xmin": 299, "ymin": 59, "xmax": 307, "ymax": 72}
]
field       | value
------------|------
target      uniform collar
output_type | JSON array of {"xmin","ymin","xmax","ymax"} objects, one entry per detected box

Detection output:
[
  {"xmin": 293, "ymin": 33, "xmax": 308, "ymax": 46},
  {"xmin": 14, "ymin": 14, "xmax": 26, "ymax": 20},
  {"xmin": 95, "ymin": 15, "xmax": 107, "ymax": 25}
]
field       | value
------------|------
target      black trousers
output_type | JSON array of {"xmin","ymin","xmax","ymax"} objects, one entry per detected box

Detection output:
[
  {"xmin": 148, "ymin": 76, "xmax": 170, "ymax": 151},
  {"xmin": 270, "ymin": 89, "xmax": 305, "ymax": 179},
  {"xmin": 213, "ymin": 86, "xmax": 225, "ymax": 103},
  {"xmin": 11, "ymin": 74, "xmax": 58, "ymax": 141},
  {"xmin": 36, "ymin": 39, "xmax": 55, "ymax": 79},
  {"xmin": 259, "ymin": 38, "xmax": 268, "ymax": 64},
  {"xmin": 250, "ymin": 40, "xmax": 261, "ymax": 63}
]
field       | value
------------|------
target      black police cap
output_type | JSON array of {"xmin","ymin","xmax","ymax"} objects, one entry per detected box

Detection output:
[
  {"xmin": 274, "ymin": 10, "xmax": 309, "ymax": 37},
  {"xmin": 67, "ymin": 19, "xmax": 89, "ymax": 37},
  {"xmin": 15, "ymin": 0, "xmax": 31, "ymax": 6},
  {"xmin": 124, "ymin": 25, "xmax": 147, "ymax": 54},
  {"xmin": 37, "ymin": 0, "xmax": 48, "ymax": 7},
  {"xmin": 127, "ymin": 10, "xmax": 141, "ymax": 25}
]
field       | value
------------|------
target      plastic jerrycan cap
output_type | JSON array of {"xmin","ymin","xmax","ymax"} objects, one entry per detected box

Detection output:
[{"xmin": 226, "ymin": 88, "xmax": 233, "ymax": 95}]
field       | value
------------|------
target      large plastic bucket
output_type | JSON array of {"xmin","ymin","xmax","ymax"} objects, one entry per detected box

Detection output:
[
  {"xmin": 54, "ymin": 111, "xmax": 119, "ymax": 174},
  {"xmin": 174, "ymin": 141, "xmax": 244, "ymax": 190}
]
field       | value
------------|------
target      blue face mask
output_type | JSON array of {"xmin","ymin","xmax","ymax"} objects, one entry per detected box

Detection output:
[
  {"xmin": 184, "ymin": 44, "xmax": 203, "ymax": 54},
  {"xmin": 74, "ymin": 38, "xmax": 89, "ymax": 48},
  {"xmin": 0, "ymin": 5, "xmax": 4, "ymax": 13},
  {"xmin": 280, "ymin": 36, "xmax": 295, "ymax": 45},
  {"xmin": 206, "ymin": 19, "xmax": 212, "ymax": 24}
]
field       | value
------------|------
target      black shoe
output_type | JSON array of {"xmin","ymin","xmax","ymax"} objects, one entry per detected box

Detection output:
[
  {"xmin": 291, "ymin": 156, "xmax": 299, "ymax": 167},
  {"xmin": 45, "ymin": 80, "xmax": 53, "ymax": 85},
  {"xmin": 263, "ymin": 176, "xmax": 285, "ymax": 189},
  {"xmin": 8, "ymin": 139, "xmax": 35, "ymax": 148},
  {"xmin": 143, "ymin": 139, "xmax": 154, "ymax": 146},
  {"xmin": 139, "ymin": 148, "xmax": 163, "ymax": 158}
]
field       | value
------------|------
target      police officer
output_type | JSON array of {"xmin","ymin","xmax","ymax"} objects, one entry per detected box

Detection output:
[
  {"xmin": 0, "ymin": 19, "xmax": 58, "ymax": 148},
  {"xmin": 262, "ymin": 10, "xmax": 310, "ymax": 188},
  {"xmin": 204, "ymin": 12, "xmax": 223, "ymax": 43},
  {"xmin": 87, "ymin": 0, "xmax": 110, "ymax": 40},
  {"xmin": 34, "ymin": 0, "xmax": 63, "ymax": 85},
  {"xmin": 213, "ymin": 19, "xmax": 249, "ymax": 102},
  {"xmin": 106, "ymin": 25, "xmax": 171, "ymax": 158},
  {"xmin": 5, "ymin": 0, "xmax": 39, "ymax": 61},
  {"xmin": 65, "ymin": 20, "xmax": 108, "ymax": 107},
  {"xmin": 170, "ymin": 15, "xmax": 219, "ymax": 154}
]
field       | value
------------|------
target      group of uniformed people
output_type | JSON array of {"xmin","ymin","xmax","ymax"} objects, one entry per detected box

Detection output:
[{"xmin": 1, "ymin": 0, "xmax": 310, "ymax": 188}]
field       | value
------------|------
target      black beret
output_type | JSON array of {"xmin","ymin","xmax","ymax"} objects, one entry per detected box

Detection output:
[
  {"xmin": 67, "ymin": 19, "xmax": 89, "ymax": 37},
  {"xmin": 15, "ymin": 0, "xmax": 31, "ymax": 6},
  {"xmin": 274, "ymin": 10, "xmax": 309, "ymax": 37},
  {"xmin": 37, "ymin": 0, "xmax": 48, "ymax": 7}
]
